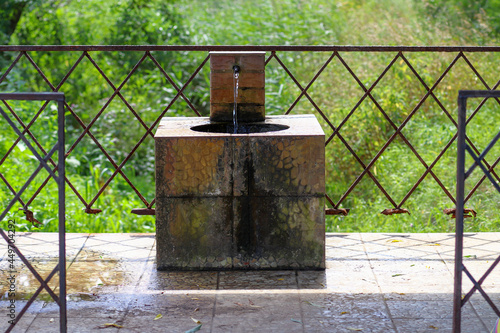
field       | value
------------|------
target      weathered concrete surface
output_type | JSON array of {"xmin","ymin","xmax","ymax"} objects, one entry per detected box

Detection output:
[{"xmin": 155, "ymin": 115, "xmax": 325, "ymax": 270}]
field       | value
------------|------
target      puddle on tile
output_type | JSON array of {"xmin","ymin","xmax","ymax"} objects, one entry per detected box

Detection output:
[{"xmin": 0, "ymin": 250, "xmax": 135, "ymax": 302}]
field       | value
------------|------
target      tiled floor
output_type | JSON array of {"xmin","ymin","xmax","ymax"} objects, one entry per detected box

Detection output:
[{"xmin": 1, "ymin": 232, "xmax": 499, "ymax": 332}]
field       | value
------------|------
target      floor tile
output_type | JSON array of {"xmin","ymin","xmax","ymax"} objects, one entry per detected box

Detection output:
[
  {"xmin": 212, "ymin": 293, "xmax": 303, "ymax": 333},
  {"xmin": 1, "ymin": 232, "xmax": 499, "ymax": 332},
  {"xmin": 218, "ymin": 270, "xmax": 297, "ymax": 290}
]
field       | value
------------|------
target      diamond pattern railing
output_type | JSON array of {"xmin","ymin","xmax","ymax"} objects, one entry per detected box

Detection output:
[{"xmin": 2, "ymin": 45, "xmax": 500, "ymax": 221}]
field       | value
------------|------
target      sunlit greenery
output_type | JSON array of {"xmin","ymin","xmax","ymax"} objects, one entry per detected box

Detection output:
[{"xmin": 1, "ymin": 0, "xmax": 500, "ymax": 233}]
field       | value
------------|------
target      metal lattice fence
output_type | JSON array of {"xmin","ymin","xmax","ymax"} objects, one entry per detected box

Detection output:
[{"xmin": 2, "ymin": 46, "xmax": 500, "ymax": 226}]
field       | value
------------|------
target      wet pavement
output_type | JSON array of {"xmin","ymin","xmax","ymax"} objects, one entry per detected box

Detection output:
[{"xmin": 1, "ymin": 232, "xmax": 499, "ymax": 332}]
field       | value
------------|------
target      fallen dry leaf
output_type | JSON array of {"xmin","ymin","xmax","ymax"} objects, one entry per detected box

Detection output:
[
  {"xmin": 99, "ymin": 323, "xmax": 124, "ymax": 329},
  {"xmin": 154, "ymin": 314, "xmax": 163, "ymax": 321}
]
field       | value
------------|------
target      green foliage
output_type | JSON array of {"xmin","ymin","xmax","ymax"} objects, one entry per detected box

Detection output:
[
  {"xmin": 422, "ymin": 0, "xmax": 500, "ymax": 39},
  {"xmin": 2, "ymin": 0, "xmax": 500, "ymax": 233},
  {"xmin": 0, "ymin": 0, "xmax": 29, "ymax": 43}
]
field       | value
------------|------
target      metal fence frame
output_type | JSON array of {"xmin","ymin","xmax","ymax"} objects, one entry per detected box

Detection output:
[
  {"xmin": 454, "ymin": 90, "xmax": 500, "ymax": 333},
  {"xmin": 2, "ymin": 45, "xmax": 500, "ymax": 218},
  {"xmin": 0, "ymin": 92, "xmax": 66, "ymax": 333},
  {"xmin": 1, "ymin": 46, "xmax": 500, "ymax": 332}
]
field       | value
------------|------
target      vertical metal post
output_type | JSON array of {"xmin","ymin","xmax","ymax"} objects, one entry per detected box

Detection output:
[
  {"xmin": 453, "ymin": 93, "xmax": 467, "ymax": 333},
  {"xmin": 57, "ymin": 97, "xmax": 67, "ymax": 333}
]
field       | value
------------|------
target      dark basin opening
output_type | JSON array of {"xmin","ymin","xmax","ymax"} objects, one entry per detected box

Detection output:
[{"xmin": 191, "ymin": 123, "xmax": 289, "ymax": 134}]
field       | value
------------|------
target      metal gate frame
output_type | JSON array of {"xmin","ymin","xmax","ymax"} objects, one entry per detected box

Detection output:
[
  {"xmin": 454, "ymin": 90, "xmax": 500, "ymax": 332},
  {"xmin": 0, "ymin": 92, "xmax": 66, "ymax": 333}
]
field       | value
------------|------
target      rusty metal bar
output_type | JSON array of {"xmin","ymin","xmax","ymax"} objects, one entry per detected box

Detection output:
[
  {"xmin": 335, "ymin": 52, "xmax": 462, "ymax": 208},
  {"xmin": 4, "ymin": 45, "xmax": 500, "ymax": 52},
  {"xmin": 271, "ymin": 53, "xmax": 336, "ymax": 129},
  {"xmin": 0, "ymin": 54, "xmax": 89, "ymax": 211},
  {"xmin": 148, "ymin": 51, "xmax": 201, "ymax": 117},
  {"xmin": 337, "ymin": 51, "xmax": 454, "ymax": 209},
  {"xmin": 284, "ymin": 52, "xmax": 337, "ymax": 115},
  {"xmin": 277, "ymin": 51, "xmax": 399, "ymax": 207},
  {"xmin": 0, "ymin": 52, "xmax": 24, "ymax": 84},
  {"xmin": 0, "ymin": 100, "xmax": 72, "ymax": 211},
  {"xmin": 0, "ymin": 100, "xmax": 50, "ymax": 166},
  {"xmin": 131, "ymin": 208, "xmax": 156, "ymax": 215},
  {"xmin": 325, "ymin": 208, "xmax": 349, "ymax": 216},
  {"xmin": 91, "ymin": 54, "xmax": 210, "ymax": 211}
]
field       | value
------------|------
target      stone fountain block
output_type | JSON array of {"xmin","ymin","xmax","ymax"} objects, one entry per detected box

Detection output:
[
  {"xmin": 210, "ymin": 51, "xmax": 266, "ymax": 122},
  {"xmin": 155, "ymin": 115, "xmax": 325, "ymax": 270}
]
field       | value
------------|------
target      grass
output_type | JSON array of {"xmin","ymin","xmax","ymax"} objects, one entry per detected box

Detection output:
[{"xmin": 2, "ymin": 0, "xmax": 500, "ymax": 233}]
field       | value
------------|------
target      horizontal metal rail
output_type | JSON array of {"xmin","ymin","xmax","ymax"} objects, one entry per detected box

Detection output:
[{"xmin": 3, "ymin": 45, "xmax": 500, "ymax": 52}]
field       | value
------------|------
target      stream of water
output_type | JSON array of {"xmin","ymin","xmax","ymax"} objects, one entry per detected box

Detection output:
[{"xmin": 233, "ymin": 69, "xmax": 239, "ymax": 134}]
